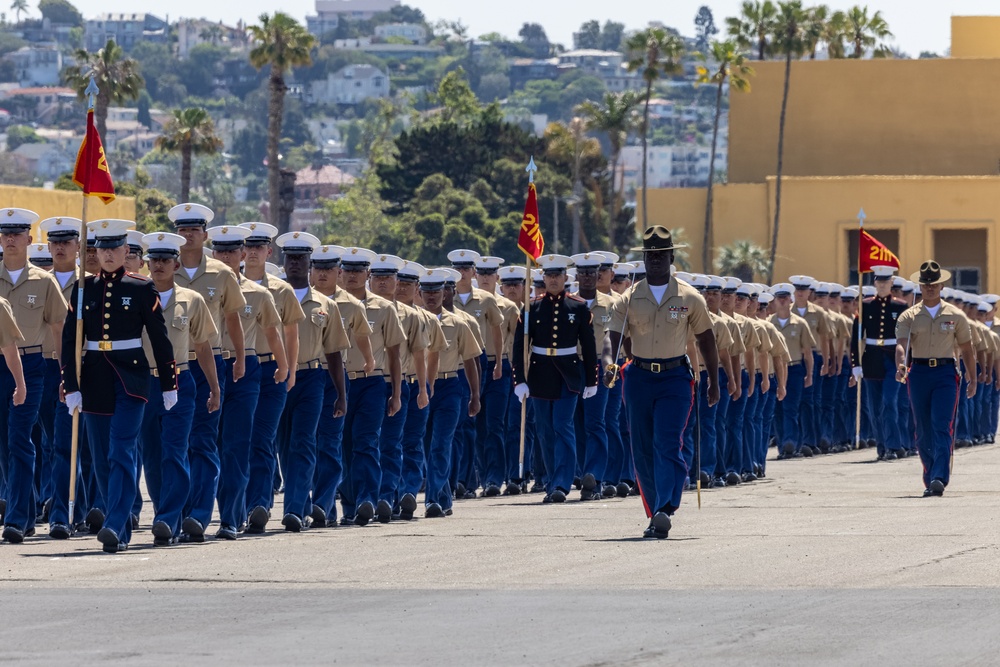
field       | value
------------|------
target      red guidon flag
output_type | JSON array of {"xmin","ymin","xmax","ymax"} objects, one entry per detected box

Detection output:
[
  {"xmin": 72, "ymin": 108, "xmax": 115, "ymax": 203},
  {"xmin": 859, "ymin": 230, "xmax": 899, "ymax": 272},
  {"xmin": 518, "ymin": 182, "xmax": 544, "ymax": 261}
]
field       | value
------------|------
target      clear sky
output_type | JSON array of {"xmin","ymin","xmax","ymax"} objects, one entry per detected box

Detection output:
[{"xmin": 61, "ymin": 0, "xmax": 1000, "ymax": 57}]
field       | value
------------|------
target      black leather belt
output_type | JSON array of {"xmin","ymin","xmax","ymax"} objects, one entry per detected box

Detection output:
[
  {"xmin": 632, "ymin": 356, "xmax": 687, "ymax": 373},
  {"xmin": 911, "ymin": 358, "xmax": 955, "ymax": 367},
  {"xmin": 18, "ymin": 345, "xmax": 42, "ymax": 356}
]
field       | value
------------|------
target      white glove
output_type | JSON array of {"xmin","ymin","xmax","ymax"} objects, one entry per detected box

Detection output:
[
  {"xmin": 514, "ymin": 384, "xmax": 530, "ymax": 403},
  {"xmin": 851, "ymin": 367, "xmax": 863, "ymax": 380},
  {"xmin": 65, "ymin": 391, "xmax": 82, "ymax": 414},
  {"xmin": 163, "ymin": 390, "xmax": 178, "ymax": 411},
  {"xmin": 582, "ymin": 386, "xmax": 597, "ymax": 399}
]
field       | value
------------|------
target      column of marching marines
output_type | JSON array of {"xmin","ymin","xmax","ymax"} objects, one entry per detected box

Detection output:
[{"xmin": 0, "ymin": 206, "xmax": 996, "ymax": 548}]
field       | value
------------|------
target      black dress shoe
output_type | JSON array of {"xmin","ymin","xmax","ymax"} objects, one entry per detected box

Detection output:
[
  {"xmin": 629, "ymin": 484, "xmax": 641, "ymax": 496},
  {"xmin": 130, "ymin": 514, "xmax": 140, "ymax": 531},
  {"xmin": 530, "ymin": 482, "xmax": 545, "ymax": 493},
  {"xmin": 615, "ymin": 482, "xmax": 630, "ymax": 498},
  {"xmin": 151, "ymin": 521, "xmax": 174, "ymax": 546},
  {"xmin": 425, "ymin": 503, "xmax": 444, "ymax": 518},
  {"xmin": 742, "ymin": 472, "xmax": 757, "ymax": 483},
  {"xmin": 710, "ymin": 477, "xmax": 726, "ymax": 488},
  {"xmin": 505, "ymin": 483, "xmax": 521, "ymax": 496},
  {"xmin": 922, "ymin": 488, "xmax": 933, "ymax": 498},
  {"xmin": 454, "ymin": 483, "xmax": 467, "ymax": 497},
  {"xmin": 355, "ymin": 501, "xmax": 375, "ymax": 526},
  {"xmin": 399, "ymin": 493, "xmax": 417, "ymax": 520},
  {"xmin": 699, "ymin": 471, "xmax": 712, "ymax": 487},
  {"xmin": 2, "ymin": 525, "xmax": 24, "ymax": 544},
  {"xmin": 49, "ymin": 523, "xmax": 71, "ymax": 540},
  {"xmin": 725, "ymin": 472, "xmax": 741, "ymax": 486},
  {"xmin": 282, "ymin": 513, "xmax": 303, "ymax": 532},
  {"xmin": 550, "ymin": 489, "xmax": 567, "ymax": 503},
  {"xmin": 462, "ymin": 490, "xmax": 477, "ymax": 500},
  {"xmin": 929, "ymin": 479, "xmax": 945, "ymax": 496},
  {"xmin": 572, "ymin": 476, "xmax": 582, "ymax": 490},
  {"xmin": 24, "ymin": 526, "xmax": 35, "ymax": 537},
  {"xmin": 781, "ymin": 442, "xmax": 794, "ymax": 457},
  {"xmin": 216, "ymin": 525, "xmax": 238, "ymax": 540},
  {"xmin": 339, "ymin": 516, "xmax": 354, "ymax": 526},
  {"xmin": 444, "ymin": 507, "xmax": 453, "ymax": 516},
  {"xmin": 801, "ymin": 446, "xmax": 814, "ymax": 457},
  {"xmin": 484, "ymin": 484, "xmax": 501, "ymax": 497},
  {"xmin": 375, "ymin": 499, "xmax": 392, "ymax": 523},
  {"xmin": 642, "ymin": 524, "xmax": 655, "ymax": 538},
  {"xmin": 97, "ymin": 527, "xmax": 120, "ymax": 553},
  {"xmin": 86, "ymin": 507, "xmax": 105, "ymax": 533},
  {"xmin": 247, "ymin": 506, "xmax": 269, "ymax": 533},
  {"xmin": 182, "ymin": 517, "xmax": 205, "ymax": 541},
  {"xmin": 884, "ymin": 451, "xmax": 898, "ymax": 461},
  {"xmin": 307, "ymin": 504, "xmax": 327, "ymax": 528},
  {"xmin": 651, "ymin": 512, "xmax": 671, "ymax": 539},
  {"xmin": 866, "ymin": 439, "xmax": 878, "ymax": 449},
  {"xmin": 581, "ymin": 473, "xmax": 597, "ymax": 492},
  {"xmin": 40, "ymin": 497, "xmax": 52, "ymax": 523},
  {"xmin": 601, "ymin": 484, "xmax": 617, "ymax": 498}
]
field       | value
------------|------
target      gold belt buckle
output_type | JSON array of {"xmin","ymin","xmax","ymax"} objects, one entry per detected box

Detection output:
[
  {"xmin": 650, "ymin": 362, "xmax": 662, "ymax": 373},
  {"xmin": 928, "ymin": 359, "xmax": 937, "ymax": 368},
  {"xmin": 546, "ymin": 348, "xmax": 557, "ymax": 357},
  {"xmin": 876, "ymin": 338, "xmax": 883, "ymax": 346},
  {"xmin": 98, "ymin": 341, "xmax": 112, "ymax": 351}
]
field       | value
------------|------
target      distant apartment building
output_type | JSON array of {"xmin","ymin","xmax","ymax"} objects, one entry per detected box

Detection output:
[
  {"xmin": 4, "ymin": 45, "xmax": 63, "ymax": 87},
  {"xmin": 373, "ymin": 23, "xmax": 426, "ymax": 44},
  {"xmin": 307, "ymin": 64, "xmax": 389, "ymax": 105},
  {"xmin": 556, "ymin": 48, "xmax": 644, "ymax": 91},
  {"xmin": 84, "ymin": 13, "xmax": 169, "ymax": 51},
  {"xmin": 618, "ymin": 143, "xmax": 728, "ymax": 191},
  {"xmin": 11, "ymin": 142, "xmax": 76, "ymax": 180},
  {"xmin": 306, "ymin": 0, "xmax": 400, "ymax": 36},
  {"xmin": 0, "ymin": 86, "xmax": 76, "ymax": 123},
  {"xmin": 508, "ymin": 58, "xmax": 560, "ymax": 89},
  {"xmin": 176, "ymin": 18, "xmax": 245, "ymax": 58}
]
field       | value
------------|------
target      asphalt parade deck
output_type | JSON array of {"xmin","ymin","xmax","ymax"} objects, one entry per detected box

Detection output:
[{"xmin": 2, "ymin": 445, "xmax": 999, "ymax": 665}]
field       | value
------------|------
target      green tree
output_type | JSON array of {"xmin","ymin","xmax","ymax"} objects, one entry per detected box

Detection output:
[
  {"xmin": 625, "ymin": 27, "xmax": 684, "ymax": 229},
  {"xmin": 38, "ymin": 0, "xmax": 82, "ymax": 26},
  {"xmin": 767, "ymin": 0, "xmax": 809, "ymax": 282},
  {"xmin": 574, "ymin": 20, "xmax": 601, "ymax": 50},
  {"xmin": 155, "ymin": 107, "xmax": 224, "ymax": 201},
  {"xmin": 137, "ymin": 90, "xmax": 152, "ymax": 128},
  {"xmin": 518, "ymin": 22, "xmax": 550, "ymax": 58},
  {"xmin": 843, "ymin": 5, "xmax": 893, "ymax": 58},
  {"xmin": 576, "ymin": 90, "xmax": 642, "ymax": 251},
  {"xmin": 116, "ymin": 168, "xmax": 177, "ymax": 233},
  {"xmin": 715, "ymin": 240, "xmax": 769, "ymax": 282},
  {"xmin": 694, "ymin": 6, "xmax": 719, "ymax": 53},
  {"xmin": 9, "ymin": 0, "xmax": 27, "ymax": 24},
  {"xmin": 248, "ymin": 12, "xmax": 316, "ymax": 235},
  {"xmin": 62, "ymin": 39, "xmax": 143, "ymax": 144},
  {"xmin": 545, "ymin": 118, "xmax": 602, "ymax": 253},
  {"xmin": 726, "ymin": 0, "xmax": 777, "ymax": 60},
  {"xmin": 5, "ymin": 124, "xmax": 43, "ymax": 150},
  {"xmin": 601, "ymin": 21, "xmax": 626, "ymax": 51},
  {"xmin": 697, "ymin": 40, "xmax": 754, "ymax": 272}
]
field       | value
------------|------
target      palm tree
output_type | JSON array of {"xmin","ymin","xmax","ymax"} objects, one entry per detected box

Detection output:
[
  {"xmin": 726, "ymin": 1, "xmax": 778, "ymax": 60},
  {"xmin": 625, "ymin": 28, "xmax": 684, "ymax": 229},
  {"xmin": 249, "ymin": 12, "xmax": 315, "ymax": 235},
  {"xmin": 544, "ymin": 118, "xmax": 602, "ymax": 254},
  {"xmin": 62, "ymin": 39, "xmax": 143, "ymax": 145},
  {"xmin": 9, "ymin": 0, "xmax": 26, "ymax": 24},
  {"xmin": 697, "ymin": 40, "xmax": 754, "ymax": 273},
  {"xmin": 715, "ymin": 240, "xmax": 769, "ymax": 282},
  {"xmin": 821, "ymin": 9, "xmax": 849, "ymax": 58},
  {"xmin": 155, "ymin": 107, "xmax": 225, "ymax": 201},
  {"xmin": 844, "ymin": 5, "xmax": 893, "ymax": 58},
  {"xmin": 767, "ymin": 0, "xmax": 809, "ymax": 283},
  {"xmin": 576, "ymin": 90, "xmax": 643, "ymax": 250}
]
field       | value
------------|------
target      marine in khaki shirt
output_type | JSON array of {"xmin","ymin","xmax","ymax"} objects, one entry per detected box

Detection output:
[
  {"xmin": 143, "ymin": 285, "xmax": 217, "ymax": 373},
  {"xmin": 0, "ymin": 296, "xmax": 26, "ymax": 404},
  {"xmin": 452, "ymin": 281, "xmax": 504, "ymax": 380},
  {"xmin": 222, "ymin": 270, "xmax": 287, "ymax": 384},
  {"xmin": 702, "ymin": 282, "xmax": 744, "ymax": 398},
  {"xmin": 294, "ymin": 286, "xmax": 350, "ymax": 366},
  {"xmin": 0, "ymin": 256, "xmax": 66, "ymax": 352},
  {"xmin": 174, "ymin": 234, "xmax": 247, "ymax": 381},
  {"xmin": 309, "ymin": 251, "xmax": 374, "ymax": 374},
  {"xmin": 248, "ymin": 269, "xmax": 304, "ymax": 385},
  {"xmin": 607, "ymin": 277, "xmax": 713, "ymax": 362}
]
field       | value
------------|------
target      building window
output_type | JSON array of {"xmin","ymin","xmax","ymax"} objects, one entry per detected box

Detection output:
[{"xmin": 948, "ymin": 267, "xmax": 981, "ymax": 293}]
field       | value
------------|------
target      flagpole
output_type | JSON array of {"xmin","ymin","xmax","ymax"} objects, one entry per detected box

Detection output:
[
  {"xmin": 68, "ymin": 74, "xmax": 99, "ymax": 527},
  {"xmin": 854, "ymin": 208, "xmax": 865, "ymax": 451},
  {"xmin": 518, "ymin": 157, "xmax": 538, "ymax": 481}
]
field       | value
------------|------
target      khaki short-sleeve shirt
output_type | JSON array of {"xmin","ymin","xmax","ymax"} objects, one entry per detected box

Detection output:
[
  {"xmin": 769, "ymin": 313, "xmax": 816, "ymax": 362},
  {"xmin": 609, "ymin": 278, "xmax": 711, "ymax": 359},
  {"xmin": 0, "ymin": 297, "xmax": 24, "ymax": 348},
  {"xmin": 435, "ymin": 309, "xmax": 482, "ymax": 373},
  {"xmin": 356, "ymin": 291, "xmax": 407, "ymax": 373},
  {"xmin": 896, "ymin": 302, "xmax": 971, "ymax": 358},
  {"xmin": 454, "ymin": 288, "xmax": 503, "ymax": 355},
  {"xmin": 0, "ymin": 264, "xmax": 67, "ymax": 349},
  {"xmin": 143, "ymin": 286, "xmax": 216, "ymax": 367},
  {"xmin": 297, "ymin": 288, "xmax": 350, "ymax": 363},
  {"xmin": 397, "ymin": 301, "xmax": 430, "ymax": 376},
  {"xmin": 255, "ymin": 273, "xmax": 305, "ymax": 356},
  {"xmin": 794, "ymin": 302, "xmax": 831, "ymax": 344},
  {"xmin": 174, "ymin": 256, "xmax": 246, "ymax": 351},
  {"xmin": 222, "ymin": 276, "xmax": 280, "ymax": 354}
]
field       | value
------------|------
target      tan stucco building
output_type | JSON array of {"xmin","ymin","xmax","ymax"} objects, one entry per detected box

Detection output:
[
  {"xmin": 640, "ymin": 17, "xmax": 1000, "ymax": 292},
  {"xmin": 0, "ymin": 185, "xmax": 136, "ymax": 240}
]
